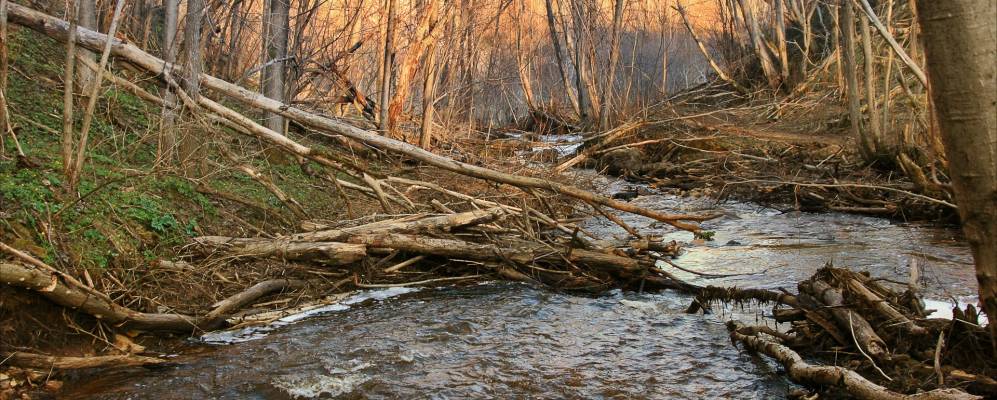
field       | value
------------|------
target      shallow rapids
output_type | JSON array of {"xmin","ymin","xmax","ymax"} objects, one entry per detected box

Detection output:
[{"xmin": 62, "ymin": 175, "xmax": 978, "ymax": 399}]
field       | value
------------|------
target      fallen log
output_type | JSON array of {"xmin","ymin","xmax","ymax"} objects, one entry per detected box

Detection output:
[
  {"xmin": 4, "ymin": 3, "xmax": 713, "ymax": 234},
  {"xmin": 348, "ymin": 233, "xmax": 645, "ymax": 275},
  {"xmin": 1, "ymin": 262, "xmax": 304, "ymax": 332},
  {"xmin": 193, "ymin": 237, "xmax": 366, "ymax": 265},
  {"xmin": 844, "ymin": 276, "xmax": 928, "ymax": 336},
  {"xmin": 2, "ymin": 352, "xmax": 166, "ymax": 370},
  {"xmin": 727, "ymin": 321, "xmax": 980, "ymax": 400},
  {"xmin": 802, "ymin": 279, "xmax": 889, "ymax": 360},
  {"xmin": 287, "ymin": 208, "xmax": 505, "ymax": 242}
]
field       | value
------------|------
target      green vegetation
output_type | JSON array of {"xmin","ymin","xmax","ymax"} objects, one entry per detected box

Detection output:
[{"xmin": 0, "ymin": 28, "xmax": 342, "ymax": 271}]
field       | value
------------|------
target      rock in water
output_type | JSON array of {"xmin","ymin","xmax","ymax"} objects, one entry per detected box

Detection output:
[{"xmin": 598, "ymin": 148, "xmax": 643, "ymax": 176}]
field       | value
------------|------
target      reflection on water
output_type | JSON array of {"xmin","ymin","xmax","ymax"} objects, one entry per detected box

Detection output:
[{"xmin": 573, "ymin": 173, "xmax": 976, "ymax": 300}]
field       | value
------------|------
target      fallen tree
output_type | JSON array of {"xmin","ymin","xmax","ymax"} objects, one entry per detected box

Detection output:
[
  {"xmin": 4, "ymin": 2, "xmax": 715, "ymax": 234},
  {"xmin": 0, "ymin": 262, "xmax": 304, "ymax": 332}
]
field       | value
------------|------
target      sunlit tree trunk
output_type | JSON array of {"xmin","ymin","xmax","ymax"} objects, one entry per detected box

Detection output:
[
  {"xmin": 419, "ymin": 43, "xmax": 438, "ymax": 149},
  {"xmin": 599, "ymin": 0, "xmax": 625, "ymax": 130},
  {"xmin": 916, "ymin": 0, "xmax": 997, "ymax": 348},
  {"xmin": 737, "ymin": 0, "xmax": 779, "ymax": 88},
  {"xmin": 377, "ymin": 0, "xmax": 396, "ymax": 132},
  {"xmin": 387, "ymin": 0, "xmax": 439, "ymax": 138}
]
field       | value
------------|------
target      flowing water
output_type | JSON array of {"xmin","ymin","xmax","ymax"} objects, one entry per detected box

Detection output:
[{"xmin": 61, "ymin": 174, "xmax": 978, "ymax": 400}]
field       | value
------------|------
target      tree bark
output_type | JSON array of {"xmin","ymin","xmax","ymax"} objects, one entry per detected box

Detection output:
[
  {"xmin": 158, "ymin": 0, "xmax": 179, "ymax": 166},
  {"xmin": 181, "ymin": 0, "xmax": 205, "ymax": 173},
  {"xmin": 599, "ymin": 0, "xmax": 625, "ymax": 130},
  {"xmin": 916, "ymin": 0, "xmax": 997, "ymax": 347},
  {"xmin": 261, "ymin": 0, "xmax": 289, "ymax": 135},
  {"xmin": 542, "ymin": 0, "xmax": 580, "ymax": 116},
  {"xmin": 75, "ymin": 0, "xmax": 96, "ymax": 93},
  {"xmin": 840, "ymin": 1, "xmax": 866, "ymax": 158},
  {"xmin": 377, "ymin": 0, "xmax": 396, "ymax": 132}
]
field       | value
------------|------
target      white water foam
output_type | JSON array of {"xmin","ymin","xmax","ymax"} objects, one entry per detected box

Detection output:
[{"xmin": 200, "ymin": 287, "xmax": 419, "ymax": 344}]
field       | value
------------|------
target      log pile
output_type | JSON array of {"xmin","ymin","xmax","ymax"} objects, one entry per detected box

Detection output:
[
  {"xmin": 719, "ymin": 266, "xmax": 995, "ymax": 399},
  {"xmin": 191, "ymin": 207, "xmax": 680, "ymax": 292}
]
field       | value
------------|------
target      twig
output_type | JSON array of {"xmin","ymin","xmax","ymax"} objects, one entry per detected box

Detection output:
[
  {"xmin": 355, "ymin": 274, "xmax": 483, "ymax": 288},
  {"xmin": 849, "ymin": 313, "xmax": 892, "ymax": 381}
]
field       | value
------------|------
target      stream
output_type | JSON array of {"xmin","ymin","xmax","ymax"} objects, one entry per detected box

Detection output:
[{"xmin": 60, "ymin": 173, "xmax": 978, "ymax": 399}]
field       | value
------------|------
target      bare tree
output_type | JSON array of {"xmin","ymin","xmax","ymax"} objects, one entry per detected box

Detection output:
[
  {"xmin": 181, "ymin": 0, "xmax": 206, "ymax": 173},
  {"xmin": 158, "ymin": 0, "xmax": 179, "ymax": 167},
  {"xmin": 387, "ymin": 0, "xmax": 440, "ymax": 138},
  {"xmin": 377, "ymin": 0, "xmax": 396, "ymax": 131},
  {"xmin": 916, "ymin": 0, "xmax": 997, "ymax": 347},
  {"xmin": 599, "ymin": 0, "xmax": 625, "ymax": 129}
]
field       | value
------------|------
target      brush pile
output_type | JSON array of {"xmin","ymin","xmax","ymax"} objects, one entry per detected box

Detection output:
[{"xmin": 720, "ymin": 266, "xmax": 995, "ymax": 399}]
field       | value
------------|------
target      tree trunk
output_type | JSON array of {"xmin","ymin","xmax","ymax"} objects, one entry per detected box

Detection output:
[
  {"xmin": 859, "ymin": 11, "xmax": 884, "ymax": 159},
  {"xmin": 542, "ymin": 0, "xmax": 580, "ymax": 116},
  {"xmin": 181, "ymin": 0, "xmax": 204, "ymax": 174},
  {"xmin": 158, "ymin": 0, "xmax": 178, "ymax": 166},
  {"xmin": 387, "ymin": 0, "xmax": 439, "ymax": 138},
  {"xmin": 261, "ymin": 0, "xmax": 289, "ymax": 135},
  {"xmin": 75, "ymin": 0, "xmax": 96, "ymax": 93},
  {"xmin": 599, "ymin": 0, "xmax": 625, "ymax": 130},
  {"xmin": 840, "ymin": 1, "xmax": 865, "ymax": 159},
  {"xmin": 916, "ymin": 0, "xmax": 997, "ymax": 347},
  {"xmin": 419, "ymin": 43, "xmax": 438, "ymax": 149},
  {"xmin": 61, "ymin": 0, "xmax": 78, "ymax": 178},
  {"xmin": 773, "ymin": 0, "xmax": 790, "ymax": 80},
  {"xmin": 737, "ymin": 0, "xmax": 780, "ymax": 88},
  {"xmin": 377, "ymin": 0, "xmax": 396, "ymax": 132}
]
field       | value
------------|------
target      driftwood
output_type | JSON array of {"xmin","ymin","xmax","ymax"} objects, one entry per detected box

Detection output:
[
  {"xmin": 803, "ymin": 279, "xmax": 889, "ymax": 360},
  {"xmin": 3, "ymin": 352, "xmax": 166, "ymax": 370},
  {"xmin": 194, "ymin": 237, "xmax": 366, "ymax": 265},
  {"xmin": 1, "ymin": 262, "xmax": 303, "ymax": 332},
  {"xmin": 728, "ymin": 321, "xmax": 980, "ymax": 400},
  {"xmin": 349, "ymin": 233, "xmax": 645, "ymax": 275},
  {"xmin": 715, "ymin": 267, "xmax": 993, "ymax": 399},
  {"xmin": 289, "ymin": 208, "xmax": 505, "ymax": 242}
]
